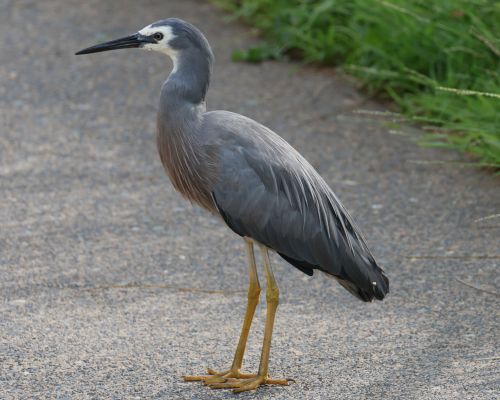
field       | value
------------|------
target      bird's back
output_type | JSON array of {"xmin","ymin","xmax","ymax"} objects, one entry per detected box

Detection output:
[{"xmin": 202, "ymin": 110, "xmax": 389, "ymax": 302}]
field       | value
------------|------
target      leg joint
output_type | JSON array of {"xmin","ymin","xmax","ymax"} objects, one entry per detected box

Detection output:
[
  {"xmin": 248, "ymin": 282, "xmax": 261, "ymax": 300},
  {"xmin": 266, "ymin": 287, "xmax": 279, "ymax": 304}
]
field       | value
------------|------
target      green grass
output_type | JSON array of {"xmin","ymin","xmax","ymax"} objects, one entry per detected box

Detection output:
[{"xmin": 215, "ymin": 0, "xmax": 500, "ymax": 168}]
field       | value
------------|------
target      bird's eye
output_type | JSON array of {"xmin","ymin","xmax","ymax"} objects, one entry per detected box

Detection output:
[{"xmin": 153, "ymin": 32, "xmax": 164, "ymax": 41}]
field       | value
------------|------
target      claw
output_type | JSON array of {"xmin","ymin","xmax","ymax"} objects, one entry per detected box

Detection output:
[{"xmin": 267, "ymin": 378, "xmax": 292, "ymax": 385}]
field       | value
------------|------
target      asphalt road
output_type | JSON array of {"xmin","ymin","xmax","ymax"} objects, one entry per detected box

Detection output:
[{"xmin": 1, "ymin": 0, "xmax": 499, "ymax": 399}]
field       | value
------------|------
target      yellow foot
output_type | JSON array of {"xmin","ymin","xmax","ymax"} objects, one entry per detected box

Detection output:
[
  {"xmin": 183, "ymin": 368, "xmax": 256, "ymax": 384},
  {"xmin": 208, "ymin": 375, "xmax": 291, "ymax": 393}
]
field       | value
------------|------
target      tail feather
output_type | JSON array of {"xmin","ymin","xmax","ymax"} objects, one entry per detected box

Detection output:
[
  {"xmin": 332, "ymin": 252, "xmax": 389, "ymax": 301},
  {"xmin": 334, "ymin": 276, "xmax": 374, "ymax": 302},
  {"xmin": 332, "ymin": 265, "xmax": 389, "ymax": 302},
  {"xmin": 279, "ymin": 252, "xmax": 389, "ymax": 302}
]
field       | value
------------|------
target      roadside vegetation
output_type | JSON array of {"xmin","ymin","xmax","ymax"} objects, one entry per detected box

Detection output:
[{"xmin": 215, "ymin": 0, "xmax": 500, "ymax": 168}]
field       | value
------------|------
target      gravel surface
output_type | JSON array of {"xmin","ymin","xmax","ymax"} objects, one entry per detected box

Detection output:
[{"xmin": 1, "ymin": 0, "xmax": 498, "ymax": 399}]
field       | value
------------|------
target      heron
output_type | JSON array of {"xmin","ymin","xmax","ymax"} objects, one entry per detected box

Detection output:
[{"xmin": 76, "ymin": 18, "xmax": 389, "ymax": 393}]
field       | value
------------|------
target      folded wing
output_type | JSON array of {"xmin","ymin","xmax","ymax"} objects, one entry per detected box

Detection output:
[{"xmin": 206, "ymin": 111, "xmax": 389, "ymax": 301}]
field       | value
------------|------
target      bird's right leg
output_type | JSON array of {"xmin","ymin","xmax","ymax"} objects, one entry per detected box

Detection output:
[{"xmin": 183, "ymin": 238, "xmax": 260, "ymax": 383}]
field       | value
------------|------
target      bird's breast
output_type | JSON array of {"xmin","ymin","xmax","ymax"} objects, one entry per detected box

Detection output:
[{"xmin": 156, "ymin": 128, "xmax": 217, "ymax": 213}]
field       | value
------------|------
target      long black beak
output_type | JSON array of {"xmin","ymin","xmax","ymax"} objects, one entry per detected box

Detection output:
[{"xmin": 75, "ymin": 33, "xmax": 155, "ymax": 55}]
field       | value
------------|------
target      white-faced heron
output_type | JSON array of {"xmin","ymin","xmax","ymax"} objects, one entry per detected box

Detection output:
[{"xmin": 76, "ymin": 18, "xmax": 389, "ymax": 393}]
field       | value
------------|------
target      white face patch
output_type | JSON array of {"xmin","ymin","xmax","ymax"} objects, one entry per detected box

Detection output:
[{"xmin": 138, "ymin": 24, "xmax": 179, "ymax": 71}]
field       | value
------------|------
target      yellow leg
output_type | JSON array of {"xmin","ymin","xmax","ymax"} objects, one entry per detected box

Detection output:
[
  {"xmin": 184, "ymin": 238, "xmax": 260, "ymax": 383},
  {"xmin": 229, "ymin": 238, "xmax": 261, "ymax": 371},
  {"xmin": 209, "ymin": 245, "xmax": 291, "ymax": 392},
  {"xmin": 256, "ymin": 244, "xmax": 280, "ymax": 378}
]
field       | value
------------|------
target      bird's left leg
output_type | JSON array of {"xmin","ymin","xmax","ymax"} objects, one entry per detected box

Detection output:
[
  {"xmin": 183, "ymin": 238, "xmax": 260, "ymax": 383},
  {"xmin": 209, "ymin": 245, "xmax": 291, "ymax": 392}
]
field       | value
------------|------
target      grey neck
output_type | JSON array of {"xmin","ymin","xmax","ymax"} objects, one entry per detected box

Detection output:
[
  {"xmin": 162, "ymin": 49, "xmax": 211, "ymax": 106},
  {"xmin": 158, "ymin": 48, "xmax": 212, "ymax": 141}
]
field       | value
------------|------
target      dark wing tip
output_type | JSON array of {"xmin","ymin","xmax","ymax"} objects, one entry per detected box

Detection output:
[
  {"xmin": 375, "ymin": 270, "xmax": 390, "ymax": 299},
  {"xmin": 335, "ymin": 271, "xmax": 389, "ymax": 302}
]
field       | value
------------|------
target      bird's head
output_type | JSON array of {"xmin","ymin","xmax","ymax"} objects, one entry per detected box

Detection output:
[{"xmin": 75, "ymin": 18, "xmax": 212, "ymax": 69}]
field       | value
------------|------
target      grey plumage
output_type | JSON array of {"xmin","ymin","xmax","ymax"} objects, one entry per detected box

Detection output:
[
  {"xmin": 77, "ymin": 18, "xmax": 389, "ymax": 302},
  {"xmin": 154, "ymin": 19, "xmax": 388, "ymax": 302}
]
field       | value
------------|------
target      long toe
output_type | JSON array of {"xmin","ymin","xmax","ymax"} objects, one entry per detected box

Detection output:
[
  {"xmin": 183, "ymin": 375, "xmax": 207, "ymax": 382},
  {"xmin": 208, "ymin": 375, "xmax": 291, "ymax": 392},
  {"xmin": 232, "ymin": 376, "xmax": 266, "ymax": 393},
  {"xmin": 183, "ymin": 367, "xmax": 221, "ymax": 381},
  {"xmin": 209, "ymin": 380, "xmax": 247, "ymax": 390},
  {"xmin": 203, "ymin": 376, "xmax": 226, "ymax": 384},
  {"xmin": 184, "ymin": 367, "xmax": 257, "ymax": 384}
]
